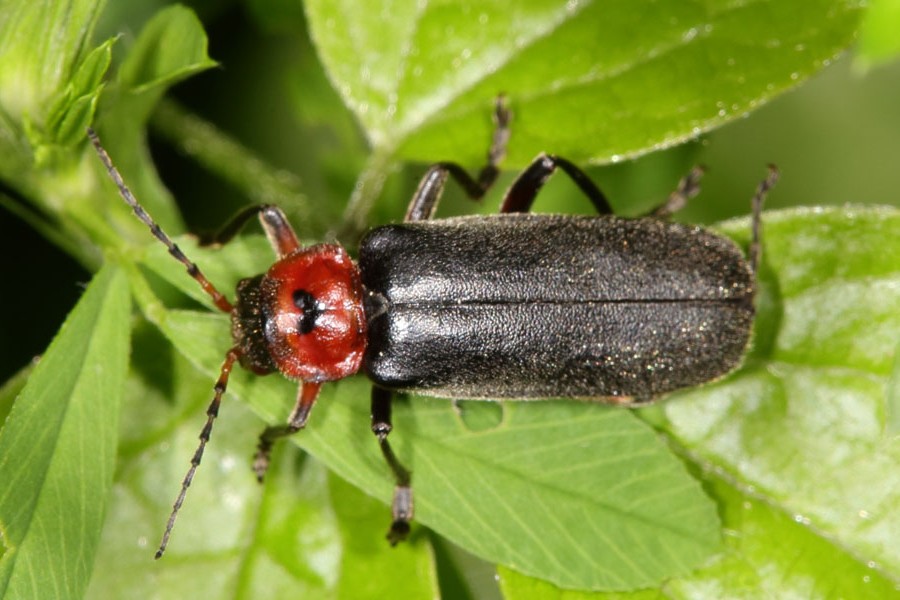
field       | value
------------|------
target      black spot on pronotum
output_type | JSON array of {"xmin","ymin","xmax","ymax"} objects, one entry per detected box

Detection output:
[{"xmin": 293, "ymin": 289, "xmax": 323, "ymax": 334}]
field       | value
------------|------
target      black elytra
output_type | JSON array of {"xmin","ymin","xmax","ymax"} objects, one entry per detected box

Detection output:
[{"xmin": 360, "ymin": 214, "xmax": 755, "ymax": 400}]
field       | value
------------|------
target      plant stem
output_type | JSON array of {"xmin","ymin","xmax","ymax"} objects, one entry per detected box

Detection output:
[
  {"xmin": 337, "ymin": 145, "xmax": 396, "ymax": 239},
  {"xmin": 150, "ymin": 99, "xmax": 320, "ymax": 232}
]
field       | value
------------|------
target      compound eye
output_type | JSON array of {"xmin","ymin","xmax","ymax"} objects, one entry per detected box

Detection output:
[{"xmin": 292, "ymin": 289, "xmax": 323, "ymax": 334}]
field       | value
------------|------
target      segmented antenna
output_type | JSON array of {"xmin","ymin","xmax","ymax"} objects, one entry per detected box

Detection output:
[
  {"xmin": 87, "ymin": 128, "xmax": 234, "ymax": 313},
  {"xmin": 155, "ymin": 347, "xmax": 241, "ymax": 558},
  {"xmin": 88, "ymin": 128, "xmax": 244, "ymax": 558}
]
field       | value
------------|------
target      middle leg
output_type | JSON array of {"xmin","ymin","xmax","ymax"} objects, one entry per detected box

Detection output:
[
  {"xmin": 371, "ymin": 386, "xmax": 413, "ymax": 544},
  {"xmin": 500, "ymin": 154, "xmax": 614, "ymax": 215},
  {"xmin": 405, "ymin": 96, "xmax": 511, "ymax": 222}
]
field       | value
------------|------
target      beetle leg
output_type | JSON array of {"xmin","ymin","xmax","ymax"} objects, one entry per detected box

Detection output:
[
  {"xmin": 201, "ymin": 204, "xmax": 301, "ymax": 258},
  {"xmin": 500, "ymin": 154, "xmax": 614, "ymax": 214},
  {"xmin": 750, "ymin": 165, "xmax": 779, "ymax": 274},
  {"xmin": 252, "ymin": 381, "xmax": 322, "ymax": 481},
  {"xmin": 199, "ymin": 204, "xmax": 268, "ymax": 246},
  {"xmin": 258, "ymin": 205, "xmax": 302, "ymax": 257},
  {"xmin": 405, "ymin": 96, "xmax": 510, "ymax": 221},
  {"xmin": 645, "ymin": 166, "xmax": 706, "ymax": 219},
  {"xmin": 371, "ymin": 386, "xmax": 413, "ymax": 544},
  {"xmin": 156, "ymin": 347, "xmax": 241, "ymax": 558}
]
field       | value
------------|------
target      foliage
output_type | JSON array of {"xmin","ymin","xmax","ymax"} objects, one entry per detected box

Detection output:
[{"xmin": 0, "ymin": 0, "xmax": 898, "ymax": 598}]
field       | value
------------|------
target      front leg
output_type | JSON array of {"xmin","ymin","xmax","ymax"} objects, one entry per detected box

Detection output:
[
  {"xmin": 253, "ymin": 381, "xmax": 322, "ymax": 481},
  {"xmin": 200, "ymin": 204, "xmax": 301, "ymax": 258}
]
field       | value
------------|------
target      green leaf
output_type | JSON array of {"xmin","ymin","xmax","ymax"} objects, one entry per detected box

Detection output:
[
  {"xmin": 856, "ymin": 0, "xmax": 900, "ymax": 70},
  {"xmin": 83, "ymin": 324, "xmax": 438, "ymax": 599},
  {"xmin": 663, "ymin": 207, "xmax": 900, "ymax": 579},
  {"xmin": 306, "ymin": 0, "xmax": 864, "ymax": 165},
  {"xmin": 498, "ymin": 476, "xmax": 899, "ymax": 598},
  {"xmin": 0, "ymin": 3, "xmax": 216, "ymax": 279},
  {"xmin": 331, "ymin": 472, "xmax": 439, "ymax": 598},
  {"xmin": 0, "ymin": 364, "xmax": 33, "ymax": 432},
  {"xmin": 0, "ymin": 265, "xmax": 129, "ymax": 599},
  {"xmin": 0, "ymin": 0, "xmax": 104, "ymax": 122},
  {"xmin": 0, "ymin": 0, "xmax": 106, "ymax": 185},
  {"xmin": 888, "ymin": 345, "xmax": 900, "ymax": 435},
  {"xmin": 304, "ymin": 0, "xmax": 865, "ymax": 234},
  {"xmin": 116, "ymin": 4, "xmax": 218, "ymax": 95},
  {"xmin": 673, "ymin": 477, "xmax": 898, "ymax": 597},
  {"xmin": 44, "ymin": 38, "xmax": 115, "ymax": 148}
]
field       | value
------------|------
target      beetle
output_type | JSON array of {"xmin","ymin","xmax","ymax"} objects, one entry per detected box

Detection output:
[{"xmin": 87, "ymin": 99, "xmax": 777, "ymax": 557}]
